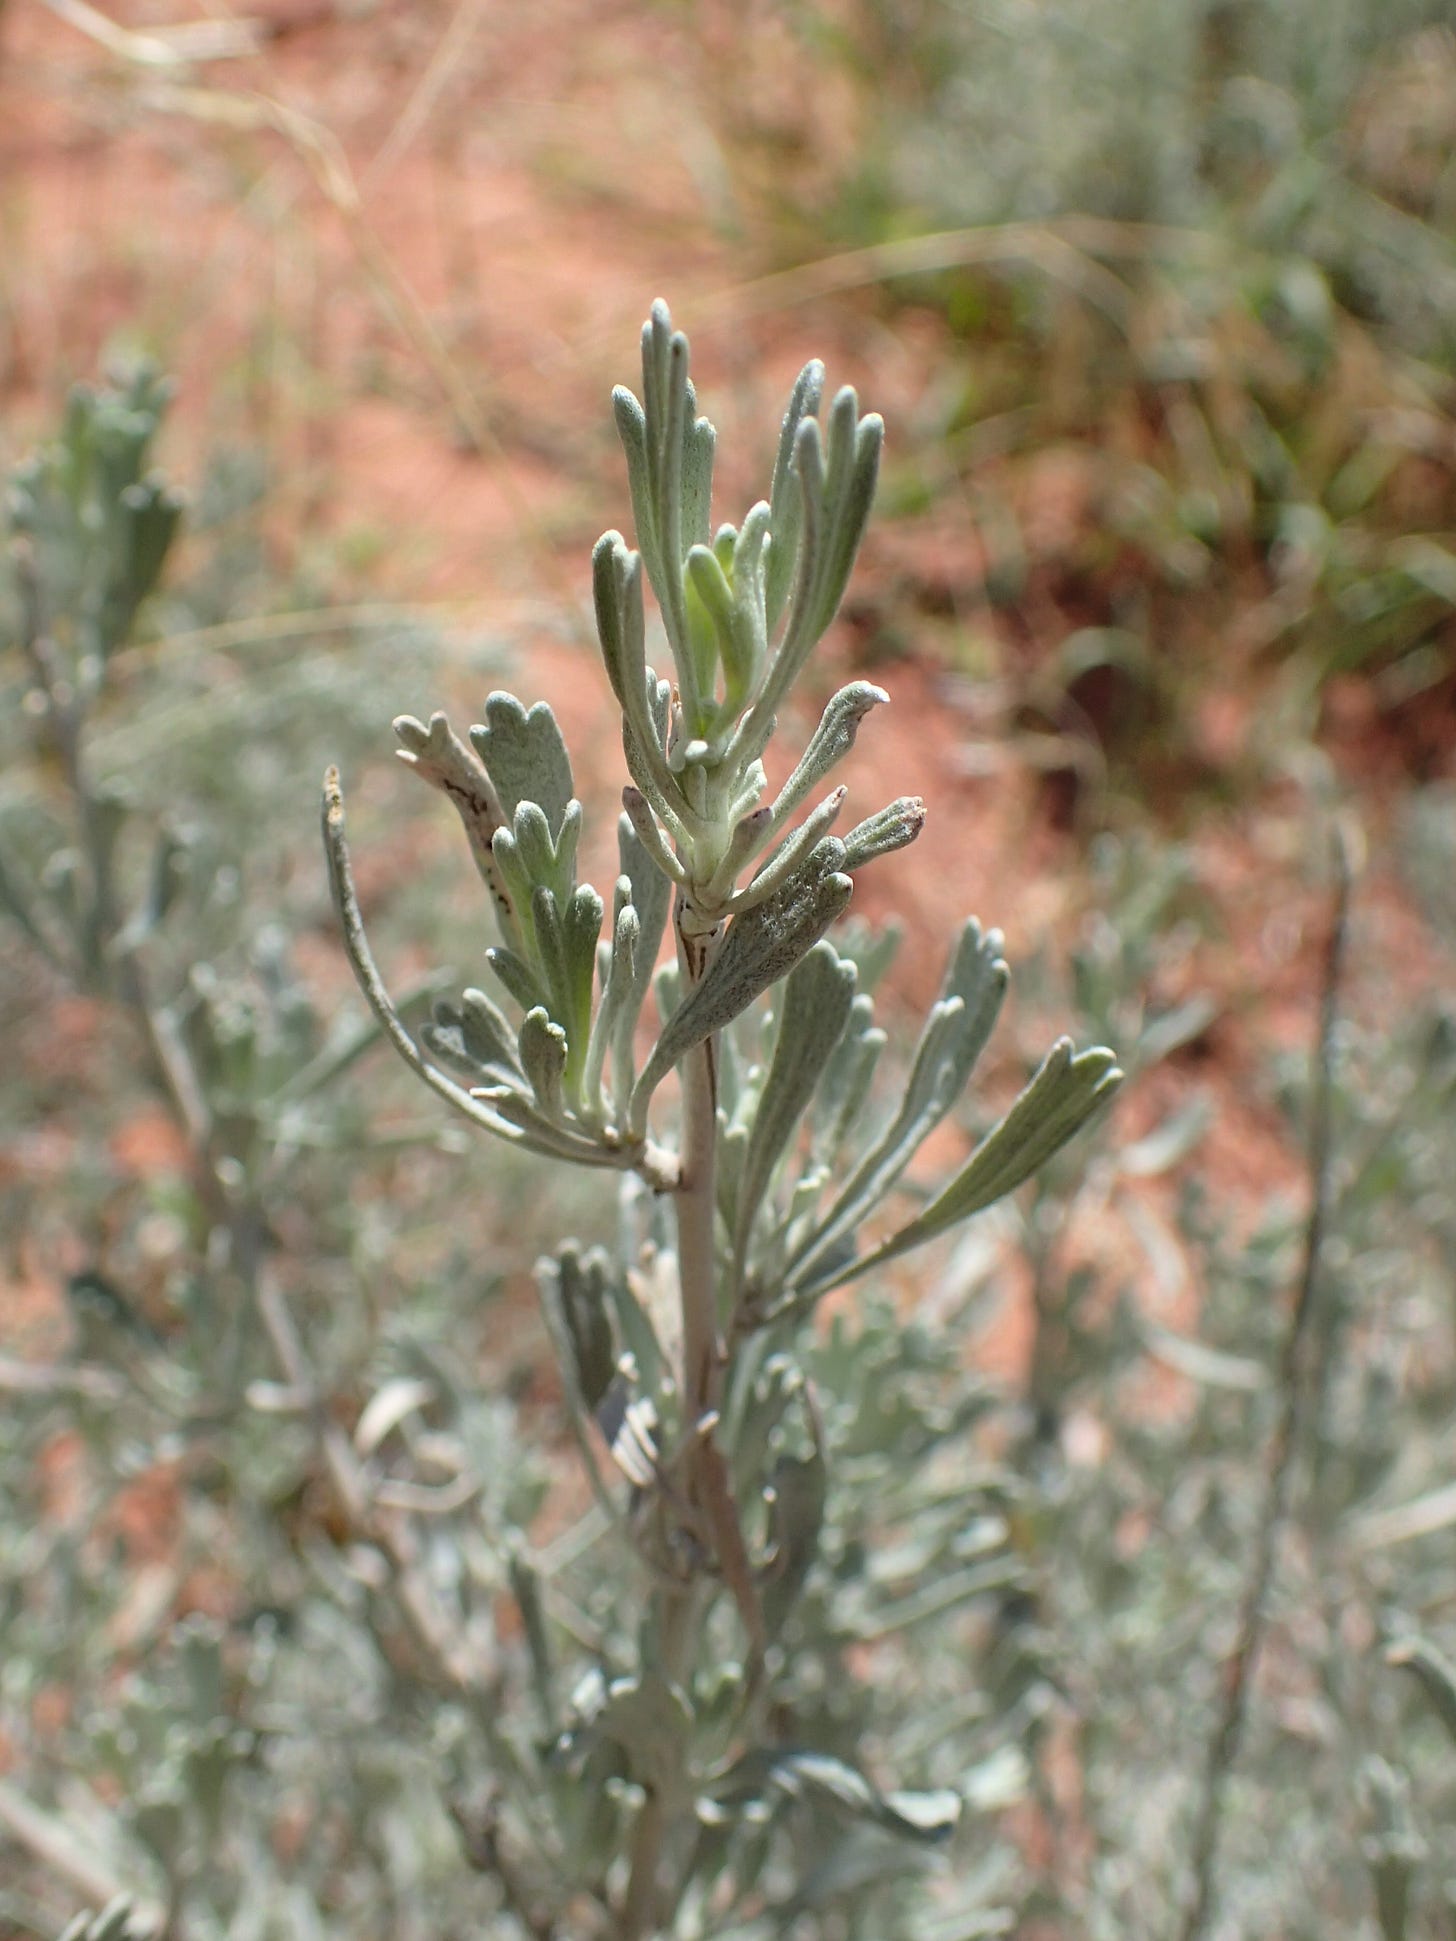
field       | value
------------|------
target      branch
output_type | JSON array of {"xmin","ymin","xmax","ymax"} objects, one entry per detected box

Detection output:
[
  {"xmin": 1180, "ymin": 822, "xmax": 1353, "ymax": 1941},
  {"xmin": 0, "ymin": 1778, "xmax": 163, "ymax": 1933}
]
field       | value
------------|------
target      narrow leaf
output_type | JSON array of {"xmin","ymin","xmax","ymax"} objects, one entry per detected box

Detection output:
[
  {"xmin": 734, "ymin": 941, "xmax": 858, "ymax": 1270},
  {"xmin": 850, "ymin": 1040, "xmax": 1122, "ymax": 1282}
]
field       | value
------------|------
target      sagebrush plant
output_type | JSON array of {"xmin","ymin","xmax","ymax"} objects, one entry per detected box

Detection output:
[{"xmin": 323, "ymin": 300, "xmax": 1121, "ymax": 1932}]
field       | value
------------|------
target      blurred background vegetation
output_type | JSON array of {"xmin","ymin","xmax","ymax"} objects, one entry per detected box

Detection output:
[{"xmin": 1, "ymin": 0, "xmax": 1454, "ymax": 1935}]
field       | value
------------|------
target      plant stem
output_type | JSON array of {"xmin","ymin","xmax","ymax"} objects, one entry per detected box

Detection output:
[
  {"xmin": 1179, "ymin": 824, "xmax": 1352, "ymax": 1941},
  {"xmin": 620, "ymin": 903, "xmax": 722, "ymax": 1940},
  {"xmin": 674, "ymin": 914, "xmax": 723, "ymax": 1425}
]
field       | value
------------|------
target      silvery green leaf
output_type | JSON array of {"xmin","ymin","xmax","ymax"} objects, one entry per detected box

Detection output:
[
  {"xmin": 733, "ymin": 941, "xmax": 858, "ymax": 1272},
  {"xmin": 813, "ymin": 998, "xmax": 887, "ymax": 1168},
  {"xmin": 728, "ymin": 502, "xmax": 772, "ymax": 688},
  {"xmin": 593, "ymin": 529, "xmax": 644, "ymax": 717},
  {"xmin": 611, "ymin": 385, "xmax": 661, "ymax": 593},
  {"xmin": 717, "ymin": 1118, "xmax": 749, "ymax": 1233},
  {"xmin": 607, "ymin": 1278, "xmax": 668, "ymax": 1407},
  {"xmin": 653, "ymin": 959, "xmax": 681, "ymax": 1026},
  {"xmin": 767, "ymin": 681, "xmax": 888, "ymax": 837},
  {"xmin": 459, "ymin": 985, "xmax": 524, "ymax": 1073},
  {"xmin": 621, "ymin": 784, "xmax": 686, "ymax": 887},
  {"xmin": 703, "ymin": 804, "xmax": 774, "ymax": 901},
  {"xmin": 629, "ymin": 302, "xmax": 698, "ymax": 716},
  {"xmin": 630, "ymin": 842, "xmax": 854, "ymax": 1131},
  {"xmin": 682, "ymin": 408, "xmax": 717, "ymax": 555},
  {"xmin": 1363, "ymin": 1759, "xmax": 1422, "ymax": 1941},
  {"xmin": 765, "ymin": 358, "xmax": 825, "ymax": 631},
  {"xmin": 353, "ymin": 1377, "xmax": 436, "ymax": 1457},
  {"xmin": 324, "ymin": 767, "xmax": 578, "ymax": 1159},
  {"xmin": 508, "ymin": 1546, "xmax": 556, "ymax": 1732},
  {"xmin": 488, "ymin": 827, "xmax": 535, "ymax": 943},
  {"xmin": 792, "ymin": 921, "xmax": 1008, "ymax": 1283},
  {"xmin": 840, "ymin": 795, "xmax": 927, "ymax": 871},
  {"xmin": 686, "ymin": 543, "xmax": 747, "ymax": 698},
  {"xmin": 699, "ymin": 1748, "xmax": 960, "ymax": 1845},
  {"xmin": 583, "ymin": 889, "xmax": 637, "ymax": 1120},
  {"xmin": 511, "ymin": 799, "xmax": 566, "ymax": 899},
  {"xmin": 1140, "ymin": 1320, "xmax": 1265, "ymax": 1392},
  {"xmin": 541, "ymin": 1243, "xmax": 616, "ymax": 1414},
  {"xmin": 1386, "ymin": 1636, "xmax": 1456, "ymax": 1743},
  {"xmin": 619, "ymin": 806, "xmax": 670, "ymax": 1006},
  {"xmin": 604, "ymin": 589, "xmax": 687, "ymax": 837},
  {"xmin": 848, "ymin": 1040, "xmax": 1123, "ymax": 1284},
  {"xmin": 468, "ymin": 691, "xmax": 575, "ymax": 841},
  {"xmin": 530, "ymin": 884, "xmax": 598, "ymax": 1073},
  {"xmin": 747, "ymin": 390, "xmax": 883, "ymax": 734},
  {"xmin": 485, "ymin": 941, "xmax": 546, "ymax": 1016},
  {"xmin": 517, "ymin": 1006, "xmax": 569, "ymax": 1117},
  {"xmin": 482, "ymin": 1086, "xmax": 618, "ymax": 1165},
  {"xmin": 392, "ymin": 711, "xmax": 514, "ymax": 930},
  {"xmin": 730, "ymin": 786, "xmax": 847, "ymax": 913},
  {"xmin": 422, "ymin": 990, "xmax": 522, "ymax": 1084}
]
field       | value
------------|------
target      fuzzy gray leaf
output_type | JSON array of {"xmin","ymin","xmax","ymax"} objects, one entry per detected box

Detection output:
[
  {"xmin": 422, "ymin": 988, "xmax": 523, "ymax": 1084},
  {"xmin": 734, "ymin": 941, "xmax": 858, "ymax": 1268},
  {"xmin": 518, "ymin": 1005, "xmax": 569, "ymax": 1117},
  {"xmin": 792, "ymin": 920, "xmax": 1008, "ymax": 1283},
  {"xmin": 541, "ymin": 1244, "xmax": 616, "ymax": 1415},
  {"xmin": 391, "ymin": 711, "xmax": 513, "ymax": 926},
  {"xmin": 631, "ymin": 842, "xmax": 854, "ymax": 1130},
  {"xmin": 851, "ymin": 1039, "xmax": 1123, "ymax": 1282},
  {"xmin": 840, "ymin": 796, "xmax": 926, "ymax": 871},
  {"xmin": 468, "ymin": 691, "xmax": 575, "ymax": 840},
  {"xmin": 768, "ymin": 681, "xmax": 888, "ymax": 835}
]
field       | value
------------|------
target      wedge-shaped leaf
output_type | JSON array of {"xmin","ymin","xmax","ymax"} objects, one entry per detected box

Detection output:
[
  {"xmin": 468, "ymin": 691, "xmax": 575, "ymax": 840},
  {"xmin": 519, "ymin": 1005, "xmax": 569, "ymax": 1118},
  {"xmin": 734, "ymin": 941, "xmax": 858, "ymax": 1272},
  {"xmin": 630, "ymin": 842, "xmax": 853, "ymax": 1132},
  {"xmin": 528, "ymin": 881, "xmax": 603, "ymax": 1084},
  {"xmin": 323, "ymin": 766, "xmax": 612, "ymax": 1165},
  {"xmin": 699, "ymin": 1748, "xmax": 961, "ymax": 1845},
  {"xmin": 840, "ymin": 1040, "xmax": 1122, "ymax": 1289},
  {"xmin": 392, "ymin": 711, "xmax": 514, "ymax": 930},
  {"xmin": 422, "ymin": 988, "xmax": 523, "ymax": 1085}
]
